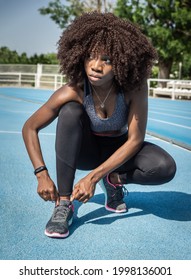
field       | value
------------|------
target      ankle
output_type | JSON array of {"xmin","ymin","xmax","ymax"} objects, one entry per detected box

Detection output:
[
  {"xmin": 60, "ymin": 196, "xmax": 70, "ymax": 201},
  {"xmin": 109, "ymin": 173, "xmax": 121, "ymax": 184},
  {"xmin": 109, "ymin": 173, "xmax": 127, "ymax": 184}
]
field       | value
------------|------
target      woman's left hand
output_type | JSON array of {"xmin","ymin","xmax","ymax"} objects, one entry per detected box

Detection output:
[{"xmin": 70, "ymin": 177, "xmax": 96, "ymax": 203}]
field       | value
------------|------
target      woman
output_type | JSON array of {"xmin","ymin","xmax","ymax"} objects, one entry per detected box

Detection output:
[{"xmin": 22, "ymin": 12, "xmax": 176, "ymax": 238}]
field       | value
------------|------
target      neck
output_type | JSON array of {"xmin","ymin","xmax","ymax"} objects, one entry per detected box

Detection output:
[{"xmin": 91, "ymin": 80, "xmax": 114, "ymax": 95}]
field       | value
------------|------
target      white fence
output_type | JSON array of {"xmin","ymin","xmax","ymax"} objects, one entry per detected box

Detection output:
[
  {"xmin": 148, "ymin": 79, "xmax": 191, "ymax": 100},
  {"xmin": 0, "ymin": 64, "xmax": 191, "ymax": 99},
  {"xmin": 0, "ymin": 72, "xmax": 65, "ymax": 90},
  {"xmin": 0, "ymin": 64, "xmax": 66, "ymax": 90}
]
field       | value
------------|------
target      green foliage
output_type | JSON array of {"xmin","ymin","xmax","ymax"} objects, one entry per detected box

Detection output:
[
  {"xmin": 2, "ymin": 1, "xmax": 191, "ymax": 79},
  {"xmin": 182, "ymin": 53, "xmax": 191, "ymax": 79},
  {"xmin": 39, "ymin": 0, "xmax": 114, "ymax": 29},
  {"xmin": 151, "ymin": 66, "xmax": 159, "ymax": 78},
  {"xmin": 0, "ymin": 46, "xmax": 22, "ymax": 64},
  {"xmin": 115, "ymin": 0, "xmax": 191, "ymax": 78},
  {"xmin": 38, "ymin": 0, "xmax": 191, "ymax": 79},
  {"xmin": 39, "ymin": 0, "xmax": 85, "ymax": 29},
  {"xmin": 0, "ymin": 47, "xmax": 58, "ymax": 64}
]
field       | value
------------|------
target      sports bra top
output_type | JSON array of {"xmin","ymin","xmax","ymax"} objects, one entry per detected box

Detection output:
[{"xmin": 83, "ymin": 80, "xmax": 129, "ymax": 135}]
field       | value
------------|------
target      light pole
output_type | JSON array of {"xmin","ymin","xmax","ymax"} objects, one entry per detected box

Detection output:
[{"xmin": 178, "ymin": 62, "xmax": 182, "ymax": 80}]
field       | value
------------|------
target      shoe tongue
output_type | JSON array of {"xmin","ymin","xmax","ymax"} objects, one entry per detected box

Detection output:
[{"xmin": 59, "ymin": 200, "xmax": 71, "ymax": 206}]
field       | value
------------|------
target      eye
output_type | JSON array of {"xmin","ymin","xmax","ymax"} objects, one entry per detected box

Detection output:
[
  {"xmin": 102, "ymin": 55, "xmax": 111, "ymax": 65},
  {"xmin": 105, "ymin": 58, "xmax": 111, "ymax": 65}
]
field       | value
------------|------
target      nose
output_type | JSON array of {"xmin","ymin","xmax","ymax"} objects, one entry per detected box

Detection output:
[{"xmin": 91, "ymin": 58, "xmax": 103, "ymax": 72}]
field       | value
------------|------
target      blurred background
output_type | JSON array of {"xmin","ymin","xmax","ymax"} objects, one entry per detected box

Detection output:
[{"xmin": 0, "ymin": 0, "xmax": 191, "ymax": 97}]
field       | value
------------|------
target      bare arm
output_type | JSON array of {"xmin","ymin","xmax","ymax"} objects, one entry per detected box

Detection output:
[
  {"xmin": 71, "ymin": 79, "xmax": 148, "ymax": 202},
  {"xmin": 22, "ymin": 84, "xmax": 81, "ymax": 202}
]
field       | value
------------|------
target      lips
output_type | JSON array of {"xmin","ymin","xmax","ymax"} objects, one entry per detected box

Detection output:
[{"xmin": 88, "ymin": 74, "xmax": 102, "ymax": 80}]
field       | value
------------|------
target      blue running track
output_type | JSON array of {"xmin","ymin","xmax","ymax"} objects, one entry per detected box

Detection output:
[{"xmin": 0, "ymin": 87, "xmax": 191, "ymax": 261}]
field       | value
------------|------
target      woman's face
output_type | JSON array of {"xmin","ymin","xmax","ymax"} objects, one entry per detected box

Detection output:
[{"xmin": 84, "ymin": 52, "xmax": 114, "ymax": 86}]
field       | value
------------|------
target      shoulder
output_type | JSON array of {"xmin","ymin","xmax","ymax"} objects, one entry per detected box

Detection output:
[
  {"xmin": 48, "ymin": 82, "xmax": 84, "ymax": 107},
  {"xmin": 123, "ymin": 78, "xmax": 148, "ymax": 104},
  {"xmin": 39, "ymin": 83, "xmax": 84, "ymax": 116}
]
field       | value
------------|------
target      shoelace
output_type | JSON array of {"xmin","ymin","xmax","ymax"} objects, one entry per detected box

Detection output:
[
  {"xmin": 122, "ymin": 186, "xmax": 128, "ymax": 196},
  {"xmin": 112, "ymin": 185, "xmax": 128, "ymax": 199},
  {"xmin": 53, "ymin": 205, "xmax": 70, "ymax": 221}
]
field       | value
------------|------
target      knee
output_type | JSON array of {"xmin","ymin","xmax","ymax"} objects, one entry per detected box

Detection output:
[
  {"xmin": 58, "ymin": 101, "xmax": 84, "ymax": 126},
  {"xmin": 157, "ymin": 155, "xmax": 176, "ymax": 184},
  {"xmin": 58, "ymin": 101, "xmax": 83, "ymax": 118}
]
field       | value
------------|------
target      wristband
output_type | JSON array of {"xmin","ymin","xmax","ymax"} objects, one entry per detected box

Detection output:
[{"xmin": 34, "ymin": 166, "xmax": 47, "ymax": 175}]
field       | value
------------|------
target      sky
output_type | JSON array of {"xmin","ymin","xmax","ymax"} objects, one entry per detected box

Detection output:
[
  {"xmin": 0, "ymin": 0, "xmax": 63, "ymax": 56},
  {"xmin": 0, "ymin": 0, "xmax": 117, "ymax": 57}
]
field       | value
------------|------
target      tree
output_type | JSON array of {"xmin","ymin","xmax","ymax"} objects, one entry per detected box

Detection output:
[
  {"xmin": 19, "ymin": 52, "xmax": 29, "ymax": 64},
  {"xmin": 0, "ymin": 47, "xmax": 20, "ymax": 64},
  {"xmin": 38, "ymin": 0, "xmax": 191, "ymax": 79},
  {"xmin": 39, "ymin": 0, "xmax": 113, "ymax": 29},
  {"xmin": 29, "ymin": 53, "xmax": 58, "ymax": 64},
  {"xmin": 0, "ymin": 47, "xmax": 58, "ymax": 64},
  {"xmin": 39, "ymin": 0, "xmax": 84, "ymax": 29},
  {"xmin": 114, "ymin": 0, "xmax": 191, "ymax": 80},
  {"xmin": 43, "ymin": 53, "xmax": 59, "ymax": 64}
]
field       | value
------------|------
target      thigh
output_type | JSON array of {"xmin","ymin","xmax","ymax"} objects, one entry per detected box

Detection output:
[
  {"xmin": 118, "ymin": 141, "xmax": 176, "ymax": 173},
  {"xmin": 117, "ymin": 141, "xmax": 176, "ymax": 184}
]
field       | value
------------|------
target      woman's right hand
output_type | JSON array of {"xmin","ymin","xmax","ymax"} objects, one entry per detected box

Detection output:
[{"xmin": 36, "ymin": 172, "xmax": 59, "ymax": 204}]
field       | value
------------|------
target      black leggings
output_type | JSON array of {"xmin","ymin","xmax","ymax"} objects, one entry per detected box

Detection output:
[{"xmin": 55, "ymin": 102, "xmax": 176, "ymax": 196}]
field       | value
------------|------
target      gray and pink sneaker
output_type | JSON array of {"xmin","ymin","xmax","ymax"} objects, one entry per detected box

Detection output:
[
  {"xmin": 99, "ymin": 174, "xmax": 128, "ymax": 213},
  {"xmin": 45, "ymin": 200, "xmax": 74, "ymax": 238}
]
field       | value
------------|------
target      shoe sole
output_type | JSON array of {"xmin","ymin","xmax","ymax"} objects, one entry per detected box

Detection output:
[
  {"xmin": 99, "ymin": 180, "xmax": 127, "ymax": 213},
  {"xmin": 44, "ymin": 217, "xmax": 73, "ymax": 239},
  {"xmin": 105, "ymin": 205, "xmax": 127, "ymax": 213},
  {"xmin": 44, "ymin": 230, "xmax": 69, "ymax": 238}
]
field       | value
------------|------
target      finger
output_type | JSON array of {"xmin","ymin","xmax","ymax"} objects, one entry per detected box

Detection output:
[
  {"xmin": 43, "ymin": 194, "xmax": 50, "ymax": 201},
  {"xmin": 49, "ymin": 189, "xmax": 60, "ymax": 205},
  {"xmin": 56, "ymin": 195, "xmax": 60, "ymax": 206},
  {"xmin": 50, "ymin": 190, "xmax": 58, "ymax": 202},
  {"xmin": 72, "ymin": 185, "xmax": 79, "ymax": 195},
  {"xmin": 76, "ymin": 190, "xmax": 91, "ymax": 203},
  {"xmin": 70, "ymin": 195, "xmax": 74, "ymax": 202},
  {"xmin": 83, "ymin": 198, "xmax": 89, "ymax": 204},
  {"xmin": 71, "ymin": 191, "xmax": 81, "ymax": 201},
  {"xmin": 40, "ymin": 190, "xmax": 51, "ymax": 201},
  {"xmin": 78, "ymin": 194, "xmax": 88, "ymax": 203},
  {"xmin": 80, "ymin": 191, "xmax": 94, "ymax": 203},
  {"xmin": 70, "ymin": 187, "xmax": 80, "ymax": 201}
]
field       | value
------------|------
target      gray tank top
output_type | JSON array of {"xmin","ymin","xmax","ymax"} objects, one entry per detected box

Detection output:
[{"xmin": 83, "ymin": 80, "xmax": 129, "ymax": 134}]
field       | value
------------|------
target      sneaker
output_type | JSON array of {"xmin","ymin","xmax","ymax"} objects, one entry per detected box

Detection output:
[
  {"xmin": 44, "ymin": 200, "xmax": 74, "ymax": 238},
  {"xmin": 99, "ymin": 174, "xmax": 128, "ymax": 213}
]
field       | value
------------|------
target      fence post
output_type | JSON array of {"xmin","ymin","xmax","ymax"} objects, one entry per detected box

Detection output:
[
  {"xmin": 18, "ymin": 73, "xmax": 21, "ymax": 87},
  {"xmin": 172, "ymin": 80, "xmax": 175, "ymax": 100},
  {"xmin": 35, "ymin": 64, "xmax": 42, "ymax": 88},
  {"xmin": 148, "ymin": 79, "xmax": 151, "ymax": 96}
]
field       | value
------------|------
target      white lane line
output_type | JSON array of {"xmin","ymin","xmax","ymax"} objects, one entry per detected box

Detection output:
[
  {"xmin": 0, "ymin": 130, "xmax": 21, "ymax": 134},
  {"xmin": 1, "ymin": 110, "xmax": 34, "ymax": 114},
  {"xmin": 148, "ymin": 118, "xmax": 191, "ymax": 129},
  {"xmin": 0, "ymin": 93, "xmax": 43, "ymax": 104},
  {"xmin": 149, "ymin": 107, "xmax": 191, "ymax": 115},
  {"xmin": 149, "ymin": 111, "xmax": 191, "ymax": 120},
  {"xmin": 0, "ymin": 130, "xmax": 55, "ymax": 135}
]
